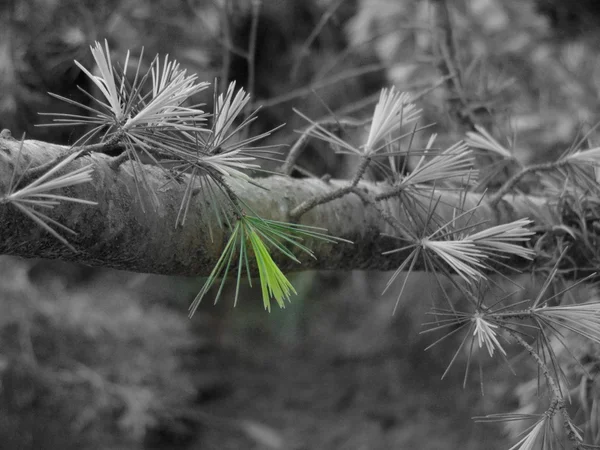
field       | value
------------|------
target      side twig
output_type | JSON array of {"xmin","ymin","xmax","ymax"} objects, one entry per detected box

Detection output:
[
  {"xmin": 290, "ymin": 155, "xmax": 371, "ymax": 220},
  {"xmin": 430, "ymin": 0, "xmax": 473, "ymax": 130},
  {"xmin": 488, "ymin": 160, "xmax": 570, "ymax": 209},
  {"xmin": 511, "ymin": 332, "xmax": 584, "ymax": 449}
]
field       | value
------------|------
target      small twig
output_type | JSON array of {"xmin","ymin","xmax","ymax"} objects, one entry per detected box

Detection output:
[
  {"xmin": 375, "ymin": 185, "xmax": 406, "ymax": 202},
  {"xmin": 512, "ymin": 332, "xmax": 562, "ymax": 403},
  {"xmin": 80, "ymin": 139, "xmax": 125, "ymax": 156},
  {"xmin": 290, "ymin": 184, "xmax": 353, "ymax": 221},
  {"xmin": 488, "ymin": 160, "xmax": 568, "ymax": 209},
  {"xmin": 430, "ymin": 0, "xmax": 473, "ymax": 130},
  {"xmin": 280, "ymin": 117, "xmax": 365, "ymax": 175},
  {"xmin": 350, "ymin": 155, "xmax": 371, "ymax": 186},
  {"xmin": 290, "ymin": 155, "xmax": 371, "ymax": 220},
  {"xmin": 279, "ymin": 124, "xmax": 315, "ymax": 175},
  {"xmin": 511, "ymin": 332, "xmax": 584, "ymax": 449},
  {"xmin": 290, "ymin": 0, "xmax": 346, "ymax": 80},
  {"xmin": 108, "ymin": 152, "xmax": 130, "ymax": 171}
]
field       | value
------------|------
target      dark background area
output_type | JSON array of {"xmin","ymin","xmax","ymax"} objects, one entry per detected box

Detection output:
[{"xmin": 1, "ymin": 0, "xmax": 600, "ymax": 448}]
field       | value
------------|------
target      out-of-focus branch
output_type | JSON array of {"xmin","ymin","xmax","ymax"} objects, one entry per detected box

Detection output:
[{"xmin": 430, "ymin": 0, "xmax": 474, "ymax": 130}]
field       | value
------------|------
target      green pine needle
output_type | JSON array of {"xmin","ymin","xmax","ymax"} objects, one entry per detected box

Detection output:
[
  {"xmin": 188, "ymin": 215, "xmax": 350, "ymax": 316},
  {"xmin": 248, "ymin": 228, "xmax": 297, "ymax": 310}
]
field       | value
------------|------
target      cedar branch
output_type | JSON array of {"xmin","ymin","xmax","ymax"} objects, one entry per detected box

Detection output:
[{"xmin": 0, "ymin": 136, "xmax": 583, "ymax": 277}]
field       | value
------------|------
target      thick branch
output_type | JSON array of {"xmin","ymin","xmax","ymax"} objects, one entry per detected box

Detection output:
[{"xmin": 0, "ymin": 136, "xmax": 558, "ymax": 276}]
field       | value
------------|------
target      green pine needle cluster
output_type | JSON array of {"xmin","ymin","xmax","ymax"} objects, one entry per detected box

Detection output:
[{"xmin": 189, "ymin": 215, "xmax": 348, "ymax": 316}]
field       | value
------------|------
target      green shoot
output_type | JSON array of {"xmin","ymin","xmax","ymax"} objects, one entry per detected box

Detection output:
[{"xmin": 188, "ymin": 215, "xmax": 349, "ymax": 316}]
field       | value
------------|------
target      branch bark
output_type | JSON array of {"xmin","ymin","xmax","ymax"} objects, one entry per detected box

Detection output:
[{"xmin": 0, "ymin": 136, "xmax": 559, "ymax": 276}]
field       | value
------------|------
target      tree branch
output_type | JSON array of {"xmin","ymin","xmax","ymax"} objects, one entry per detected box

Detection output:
[{"xmin": 0, "ymin": 136, "xmax": 566, "ymax": 277}]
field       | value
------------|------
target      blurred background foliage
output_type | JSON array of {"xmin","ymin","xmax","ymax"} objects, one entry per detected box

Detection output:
[{"xmin": 1, "ymin": 0, "xmax": 600, "ymax": 448}]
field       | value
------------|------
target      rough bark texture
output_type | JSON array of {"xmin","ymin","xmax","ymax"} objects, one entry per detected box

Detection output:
[{"xmin": 0, "ymin": 136, "xmax": 553, "ymax": 276}]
